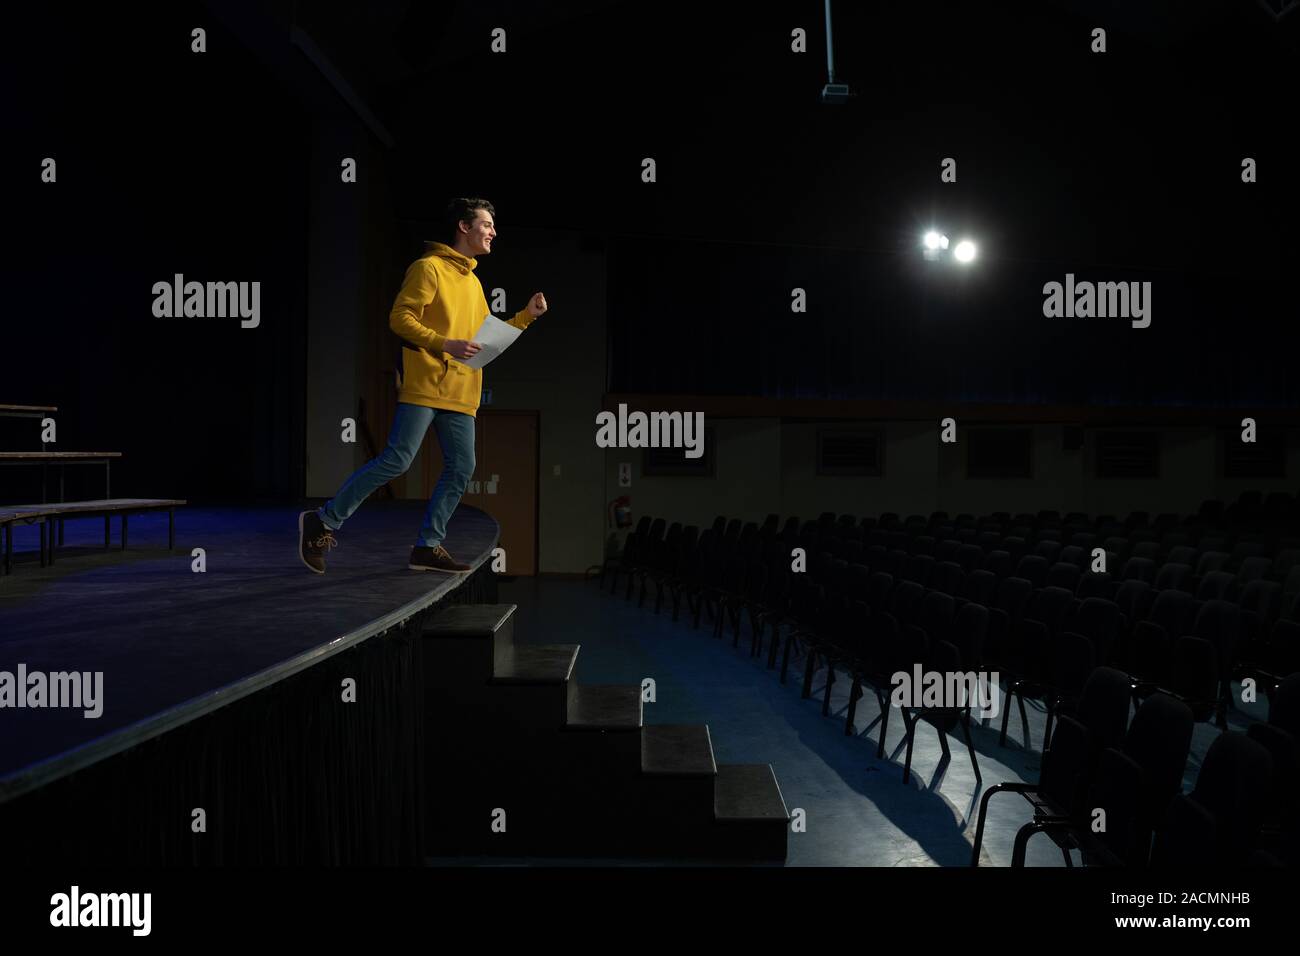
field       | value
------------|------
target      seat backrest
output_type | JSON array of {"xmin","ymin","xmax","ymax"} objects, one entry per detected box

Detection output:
[
  {"xmin": 1047, "ymin": 562, "xmax": 1082, "ymax": 592},
  {"xmin": 983, "ymin": 550, "xmax": 1013, "ymax": 578},
  {"xmin": 1268, "ymin": 671, "xmax": 1300, "ymax": 737},
  {"xmin": 1188, "ymin": 732, "xmax": 1274, "ymax": 862},
  {"xmin": 931, "ymin": 561, "xmax": 965, "ymax": 598},
  {"xmin": 1153, "ymin": 562, "xmax": 1192, "ymax": 591},
  {"xmin": 1026, "ymin": 586, "xmax": 1075, "ymax": 636},
  {"xmin": 954, "ymin": 544, "xmax": 983, "ymax": 573},
  {"xmin": 1123, "ymin": 692, "xmax": 1195, "ymax": 824},
  {"xmin": 1039, "ymin": 714, "xmax": 1093, "ymax": 817},
  {"xmin": 1238, "ymin": 579, "xmax": 1281, "ymax": 624},
  {"xmin": 1121, "ymin": 556, "xmax": 1156, "ymax": 583},
  {"xmin": 1195, "ymin": 550, "xmax": 1229, "ymax": 576},
  {"xmin": 1113, "ymin": 578, "xmax": 1152, "ymax": 622},
  {"xmin": 1195, "ymin": 570, "xmax": 1234, "ymax": 601},
  {"xmin": 965, "ymin": 568, "xmax": 998, "ymax": 606},
  {"xmin": 1077, "ymin": 665, "xmax": 1132, "ymax": 752},
  {"xmin": 995, "ymin": 576, "xmax": 1034, "ymax": 617},
  {"xmin": 1069, "ymin": 597, "xmax": 1123, "ymax": 662},
  {"xmin": 915, "ymin": 589, "xmax": 956, "ymax": 642},
  {"xmin": 951, "ymin": 601, "xmax": 989, "ymax": 668},
  {"xmin": 1236, "ymin": 555, "xmax": 1272, "ymax": 583},
  {"xmin": 1015, "ymin": 554, "xmax": 1048, "ymax": 587}
]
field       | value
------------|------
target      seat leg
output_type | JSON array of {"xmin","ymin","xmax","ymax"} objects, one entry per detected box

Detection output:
[
  {"xmin": 999, "ymin": 682, "xmax": 1013, "ymax": 746},
  {"xmin": 821, "ymin": 662, "xmax": 835, "ymax": 716},
  {"xmin": 970, "ymin": 784, "xmax": 1010, "ymax": 867},
  {"xmin": 1010, "ymin": 821, "xmax": 1043, "ymax": 868},
  {"xmin": 767, "ymin": 623, "xmax": 782, "ymax": 669},
  {"xmin": 801, "ymin": 647, "xmax": 817, "ymax": 699},
  {"xmin": 902, "ymin": 710, "xmax": 916, "ymax": 784},
  {"xmin": 845, "ymin": 677, "xmax": 861, "ymax": 735},
  {"xmin": 960, "ymin": 711, "xmax": 980, "ymax": 781},
  {"xmin": 874, "ymin": 690, "xmax": 891, "ymax": 758}
]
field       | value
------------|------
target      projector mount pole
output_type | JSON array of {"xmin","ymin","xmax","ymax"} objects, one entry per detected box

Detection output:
[
  {"xmin": 825, "ymin": 0, "xmax": 835, "ymax": 83},
  {"xmin": 821, "ymin": 0, "xmax": 851, "ymax": 103}
]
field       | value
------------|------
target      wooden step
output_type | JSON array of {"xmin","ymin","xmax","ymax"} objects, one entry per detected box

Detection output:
[
  {"xmin": 714, "ymin": 764, "xmax": 789, "ymax": 821},
  {"xmin": 424, "ymin": 603, "xmax": 515, "ymax": 641},
  {"xmin": 493, "ymin": 644, "xmax": 579, "ymax": 684},
  {"xmin": 566, "ymin": 684, "xmax": 642, "ymax": 730},
  {"xmin": 420, "ymin": 603, "xmax": 517, "ymax": 684},
  {"xmin": 641, "ymin": 724, "xmax": 716, "ymax": 776},
  {"xmin": 712, "ymin": 764, "xmax": 790, "ymax": 861}
]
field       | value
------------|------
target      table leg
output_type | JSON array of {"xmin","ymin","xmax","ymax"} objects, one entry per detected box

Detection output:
[
  {"xmin": 121, "ymin": 514, "xmax": 128, "ymax": 551},
  {"xmin": 104, "ymin": 514, "xmax": 111, "ymax": 550},
  {"xmin": 106, "ymin": 460, "xmax": 111, "ymax": 499},
  {"xmin": 40, "ymin": 522, "xmax": 47, "ymax": 567},
  {"xmin": 4, "ymin": 524, "xmax": 10, "ymax": 575}
]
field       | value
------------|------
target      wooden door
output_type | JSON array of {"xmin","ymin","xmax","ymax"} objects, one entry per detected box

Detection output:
[{"xmin": 420, "ymin": 409, "xmax": 539, "ymax": 575}]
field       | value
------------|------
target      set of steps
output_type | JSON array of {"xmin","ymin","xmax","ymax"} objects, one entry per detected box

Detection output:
[{"xmin": 420, "ymin": 604, "xmax": 789, "ymax": 861}]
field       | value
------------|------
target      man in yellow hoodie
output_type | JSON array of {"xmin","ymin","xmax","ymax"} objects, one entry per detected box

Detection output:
[{"xmin": 298, "ymin": 198, "xmax": 546, "ymax": 574}]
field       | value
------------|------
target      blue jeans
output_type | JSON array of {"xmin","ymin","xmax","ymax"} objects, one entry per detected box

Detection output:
[{"xmin": 318, "ymin": 402, "xmax": 475, "ymax": 549}]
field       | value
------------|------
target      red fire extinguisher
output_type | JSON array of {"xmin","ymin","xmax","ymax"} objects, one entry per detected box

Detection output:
[{"xmin": 609, "ymin": 496, "xmax": 632, "ymax": 530}]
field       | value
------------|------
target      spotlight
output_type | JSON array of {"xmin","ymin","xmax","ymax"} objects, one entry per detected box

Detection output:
[
  {"xmin": 953, "ymin": 239, "xmax": 977, "ymax": 263},
  {"xmin": 923, "ymin": 231, "xmax": 948, "ymax": 250}
]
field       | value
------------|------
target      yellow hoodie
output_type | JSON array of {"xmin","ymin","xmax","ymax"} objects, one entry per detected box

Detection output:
[{"xmin": 388, "ymin": 241, "xmax": 538, "ymax": 416}]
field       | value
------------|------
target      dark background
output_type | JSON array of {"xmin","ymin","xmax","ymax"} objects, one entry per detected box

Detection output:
[{"xmin": 4, "ymin": 0, "xmax": 1296, "ymax": 502}]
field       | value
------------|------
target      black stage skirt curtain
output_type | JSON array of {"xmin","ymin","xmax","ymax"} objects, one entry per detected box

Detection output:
[{"xmin": 0, "ymin": 565, "xmax": 498, "ymax": 865}]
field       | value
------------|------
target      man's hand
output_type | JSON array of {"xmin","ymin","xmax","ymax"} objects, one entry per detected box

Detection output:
[
  {"xmin": 526, "ymin": 292, "xmax": 548, "ymax": 318},
  {"xmin": 443, "ymin": 339, "xmax": 481, "ymax": 360}
]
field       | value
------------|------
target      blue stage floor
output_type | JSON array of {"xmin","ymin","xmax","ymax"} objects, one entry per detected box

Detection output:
[{"xmin": 0, "ymin": 501, "xmax": 496, "ymax": 786}]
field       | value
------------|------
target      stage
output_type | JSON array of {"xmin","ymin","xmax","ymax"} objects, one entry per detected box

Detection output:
[{"xmin": 0, "ymin": 501, "xmax": 498, "ymax": 799}]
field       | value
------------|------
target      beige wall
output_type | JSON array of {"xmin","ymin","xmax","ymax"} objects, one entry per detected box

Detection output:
[{"xmin": 600, "ymin": 423, "xmax": 1297, "ymax": 554}]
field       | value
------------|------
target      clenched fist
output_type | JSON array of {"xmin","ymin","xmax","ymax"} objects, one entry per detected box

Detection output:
[{"xmin": 526, "ymin": 292, "xmax": 548, "ymax": 318}]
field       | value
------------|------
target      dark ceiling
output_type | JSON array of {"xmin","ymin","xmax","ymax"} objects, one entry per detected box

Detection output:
[{"xmin": 283, "ymin": 0, "xmax": 1296, "ymax": 278}]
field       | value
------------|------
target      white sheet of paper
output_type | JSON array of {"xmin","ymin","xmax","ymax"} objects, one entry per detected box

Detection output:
[{"xmin": 461, "ymin": 314, "xmax": 522, "ymax": 369}]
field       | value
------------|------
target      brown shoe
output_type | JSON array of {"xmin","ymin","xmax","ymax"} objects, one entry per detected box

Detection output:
[
  {"xmin": 409, "ymin": 544, "xmax": 471, "ymax": 572},
  {"xmin": 299, "ymin": 510, "xmax": 339, "ymax": 574}
]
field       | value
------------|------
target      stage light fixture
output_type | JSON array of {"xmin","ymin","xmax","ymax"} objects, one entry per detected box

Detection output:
[{"xmin": 953, "ymin": 239, "xmax": 977, "ymax": 263}]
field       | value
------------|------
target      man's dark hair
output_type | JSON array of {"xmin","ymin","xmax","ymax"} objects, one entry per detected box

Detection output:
[{"xmin": 443, "ymin": 197, "xmax": 495, "ymax": 245}]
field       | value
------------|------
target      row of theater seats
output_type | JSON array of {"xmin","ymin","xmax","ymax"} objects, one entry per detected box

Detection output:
[
  {"xmin": 600, "ymin": 501, "xmax": 1298, "ymax": 866},
  {"xmin": 971, "ymin": 666, "xmax": 1298, "ymax": 867}
]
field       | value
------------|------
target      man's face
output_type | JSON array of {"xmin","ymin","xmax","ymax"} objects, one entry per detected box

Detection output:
[{"xmin": 461, "ymin": 209, "xmax": 496, "ymax": 255}]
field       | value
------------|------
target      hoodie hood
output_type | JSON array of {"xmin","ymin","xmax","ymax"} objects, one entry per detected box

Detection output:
[{"xmin": 423, "ymin": 240, "xmax": 477, "ymax": 275}]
